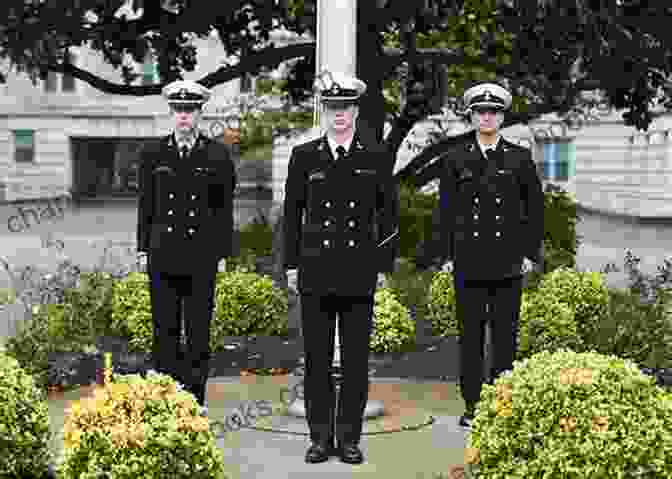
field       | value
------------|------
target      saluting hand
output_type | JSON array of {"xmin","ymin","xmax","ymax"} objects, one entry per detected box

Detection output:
[
  {"xmin": 377, "ymin": 273, "xmax": 386, "ymax": 289},
  {"xmin": 217, "ymin": 259, "xmax": 227, "ymax": 273}
]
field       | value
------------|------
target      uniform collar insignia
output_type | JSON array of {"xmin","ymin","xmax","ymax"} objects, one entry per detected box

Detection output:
[{"xmin": 466, "ymin": 143, "xmax": 475, "ymax": 152}]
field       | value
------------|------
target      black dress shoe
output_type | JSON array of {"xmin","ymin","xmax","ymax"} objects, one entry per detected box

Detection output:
[
  {"xmin": 305, "ymin": 441, "xmax": 333, "ymax": 463},
  {"xmin": 338, "ymin": 442, "xmax": 364, "ymax": 464}
]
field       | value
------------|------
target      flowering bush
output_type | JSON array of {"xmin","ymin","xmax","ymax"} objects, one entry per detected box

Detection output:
[
  {"xmin": 0, "ymin": 350, "xmax": 54, "ymax": 477},
  {"xmin": 57, "ymin": 354, "xmax": 229, "ymax": 479},
  {"xmin": 465, "ymin": 349, "xmax": 672, "ymax": 478},
  {"xmin": 370, "ymin": 288, "xmax": 414, "ymax": 353}
]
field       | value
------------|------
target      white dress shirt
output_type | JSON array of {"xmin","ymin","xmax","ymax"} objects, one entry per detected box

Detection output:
[
  {"xmin": 477, "ymin": 135, "xmax": 501, "ymax": 158},
  {"xmin": 327, "ymin": 134, "xmax": 354, "ymax": 160},
  {"xmin": 174, "ymin": 132, "xmax": 196, "ymax": 156}
]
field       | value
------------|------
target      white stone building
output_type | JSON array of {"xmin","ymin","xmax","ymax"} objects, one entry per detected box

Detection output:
[
  {"xmin": 271, "ymin": 108, "xmax": 672, "ymax": 219},
  {"xmin": 0, "ymin": 27, "xmax": 307, "ymax": 202}
]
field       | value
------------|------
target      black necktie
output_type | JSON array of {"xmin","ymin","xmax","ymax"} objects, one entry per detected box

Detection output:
[
  {"xmin": 180, "ymin": 145, "xmax": 189, "ymax": 158},
  {"xmin": 336, "ymin": 145, "xmax": 347, "ymax": 160}
]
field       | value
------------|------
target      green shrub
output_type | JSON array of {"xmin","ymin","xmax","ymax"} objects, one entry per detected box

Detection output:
[
  {"xmin": 385, "ymin": 258, "xmax": 435, "ymax": 321},
  {"xmin": 0, "ymin": 288, "xmax": 15, "ymax": 305},
  {"xmin": 212, "ymin": 269, "xmax": 288, "ymax": 338},
  {"xmin": 110, "ymin": 270, "xmax": 289, "ymax": 353},
  {"xmin": 541, "ymin": 183, "xmax": 582, "ymax": 273},
  {"xmin": 109, "ymin": 272, "xmax": 153, "ymax": 353},
  {"xmin": 0, "ymin": 350, "xmax": 54, "ymax": 477},
  {"xmin": 516, "ymin": 289, "xmax": 582, "ymax": 361},
  {"xmin": 425, "ymin": 271, "xmax": 459, "ymax": 337},
  {"xmin": 398, "ymin": 180, "xmax": 439, "ymax": 259},
  {"xmin": 466, "ymin": 349, "xmax": 672, "ymax": 477},
  {"xmin": 4, "ymin": 303, "xmax": 97, "ymax": 390},
  {"xmin": 57, "ymin": 365, "xmax": 228, "ymax": 479},
  {"xmin": 535, "ymin": 267, "xmax": 610, "ymax": 348},
  {"xmin": 60, "ymin": 271, "xmax": 116, "ymax": 340},
  {"xmin": 238, "ymin": 210, "xmax": 273, "ymax": 258},
  {"xmin": 239, "ymin": 109, "xmax": 313, "ymax": 154},
  {"xmin": 370, "ymin": 288, "xmax": 415, "ymax": 353},
  {"xmin": 588, "ymin": 288, "xmax": 672, "ymax": 370}
]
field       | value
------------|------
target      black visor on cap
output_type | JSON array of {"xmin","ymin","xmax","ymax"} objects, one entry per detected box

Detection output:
[
  {"xmin": 472, "ymin": 105, "xmax": 503, "ymax": 113},
  {"xmin": 323, "ymin": 99, "xmax": 358, "ymax": 109},
  {"xmin": 170, "ymin": 103, "xmax": 202, "ymax": 112}
]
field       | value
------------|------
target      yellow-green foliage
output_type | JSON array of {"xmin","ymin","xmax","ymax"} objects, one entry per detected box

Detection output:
[
  {"xmin": 110, "ymin": 270, "xmax": 289, "ymax": 353},
  {"xmin": 110, "ymin": 272, "xmax": 153, "ymax": 352},
  {"xmin": 371, "ymin": 288, "xmax": 414, "ymax": 353},
  {"xmin": 0, "ymin": 351, "xmax": 53, "ymax": 477},
  {"xmin": 465, "ymin": 350, "xmax": 672, "ymax": 478},
  {"xmin": 536, "ymin": 267, "xmax": 610, "ymax": 346},
  {"xmin": 516, "ymin": 290, "xmax": 582, "ymax": 361},
  {"xmin": 212, "ymin": 269, "xmax": 288, "ymax": 337},
  {"xmin": 426, "ymin": 271, "xmax": 459, "ymax": 336},
  {"xmin": 57, "ymin": 364, "xmax": 228, "ymax": 479}
]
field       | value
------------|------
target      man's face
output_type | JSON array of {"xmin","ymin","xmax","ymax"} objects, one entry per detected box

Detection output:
[
  {"xmin": 471, "ymin": 107, "xmax": 504, "ymax": 134},
  {"xmin": 171, "ymin": 104, "xmax": 202, "ymax": 133},
  {"xmin": 324, "ymin": 102, "xmax": 358, "ymax": 133}
]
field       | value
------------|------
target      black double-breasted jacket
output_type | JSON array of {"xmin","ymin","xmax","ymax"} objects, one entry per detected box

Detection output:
[
  {"xmin": 136, "ymin": 132, "xmax": 237, "ymax": 276},
  {"xmin": 282, "ymin": 131, "xmax": 399, "ymax": 296},
  {"xmin": 421, "ymin": 131, "xmax": 544, "ymax": 281}
]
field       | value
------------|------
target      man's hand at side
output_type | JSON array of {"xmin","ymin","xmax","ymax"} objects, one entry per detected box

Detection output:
[
  {"xmin": 287, "ymin": 268, "xmax": 298, "ymax": 293},
  {"xmin": 137, "ymin": 252, "xmax": 148, "ymax": 272}
]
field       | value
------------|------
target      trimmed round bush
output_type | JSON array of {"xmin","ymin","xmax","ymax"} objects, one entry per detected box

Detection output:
[
  {"xmin": 465, "ymin": 349, "xmax": 672, "ymax": 477},
  {"xmin": 57, "ymin": 361, "xmax": 229, "ymax": 479},
  {"xmin": 370, "ymin": 288, "xmax": 414, "ymax": 353},
  {"xmin": 516, "ymin": 289, "xmax": 582, "ymax": 361},
  {"xmin": 0, "ymin": 350, "xmax": 54, "ymax": 477},
  {"xmin": 110, "ymin": 272, "xmax": 153, "ymax": 352},
  {"xmin": 110, "ymin": 270, "xmax": 289, "ymax": 353},
  {"xmin": 212, "ymin": 270, "xmax": 288, "ymax": 338},
  {"xmin": 425, "ymin": 271, "xmax": 459, "ymax": 337},
  {"xmin": 536, "ymin": 267, "xmax": 610, "ymax": 347}
]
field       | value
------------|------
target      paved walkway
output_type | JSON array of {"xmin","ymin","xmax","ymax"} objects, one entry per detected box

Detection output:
[{"xmin": 204, "ymin": 377, "xmax": 469, "ymax": 478}]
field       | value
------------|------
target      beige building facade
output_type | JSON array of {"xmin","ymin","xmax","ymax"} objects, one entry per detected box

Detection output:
[{"xmin": 0, "ymin": 28, "xmax": 304, "ymax": 203}]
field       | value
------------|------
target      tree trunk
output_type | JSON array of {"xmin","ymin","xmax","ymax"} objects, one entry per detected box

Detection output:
[{"xmin": 356, "ymin": 0, "xmax": 387, "ymax": 145}]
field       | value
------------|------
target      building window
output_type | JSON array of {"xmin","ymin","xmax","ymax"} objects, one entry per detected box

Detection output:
[
  {"xmin": 43, "ymin": 53, "xmax": 77, "ymax": 92},
  {"xmin": 535, "ymin": 140, "xmax": 575, "ymax": 181},
  {"xmin": 240, "ymin": 73, "xmax": 253, "ymax": 93},
  {"xmin": 44, "ymin": 72, "xmax": 58, "ymax": 92},
  {"xmin": 13, "ymin": 130, "xmax": 35, "ymax": 163},
  {"xmin": 142, "ymin": 59, "xmax": 159, "ymax": 85}
]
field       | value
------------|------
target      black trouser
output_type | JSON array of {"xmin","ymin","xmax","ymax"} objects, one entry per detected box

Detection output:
[
  {"xmin": 149, "ymin": 265, "xmax": 217, "ymax": 406},
  {"xmin": 456, "ymin": 276, "xmax": 522, "ymax": 406},
  {"xmin": 300, "ymin": 294, "xmax": 375, "ymax": 446}
]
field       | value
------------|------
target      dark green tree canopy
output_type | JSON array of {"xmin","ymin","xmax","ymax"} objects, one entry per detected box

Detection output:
[{"xmin": 1, "ymin": 0, "xmax": 671, "ymax": 186}]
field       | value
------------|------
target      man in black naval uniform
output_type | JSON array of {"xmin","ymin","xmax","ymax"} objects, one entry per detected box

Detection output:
[
  {"xmin": 417, "ymin": 82, "xmax": 544, "ymax": 429},
  {"xmin": 136, "ymin": 80, "xmax": 237, "ymax": 415},
  {"xmin": 283, "ymin": 71, "xmax": 399, "ymax": 464}
]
